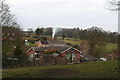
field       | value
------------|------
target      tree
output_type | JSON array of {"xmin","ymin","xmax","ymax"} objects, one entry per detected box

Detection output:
[
  {"xmin": 106, "ymin": 32, "xmax": 118, "ymax": 43},
  {"xmin": 13, "ymin": 46, "xmax": 23, "ymax": 59},
  {"xmin": 1, "ymin": 0, "xmax": 24, "ymax": 57},
  {"xmin": 0, "ymin": 0, "xmax": 19, "ymax": 27},
  {"xmin": 79, "ymin": 41, "xmax": 90, "ymax": 54},
  {"xmin": 43, "ymin": 27, "xmax": 52, "ymax": 36},
  {"xmin": 13, "ymin": 46, "xmax": 28, "ymax": 66},
  {"xmin": 27, "ymin": 28, "xmax": 34, "ymax": 33},
  {"xmin": 87, "ymin": 27, "xmax": 107, "ymax": 57},
  {"xmin": 35, "ymin": 28, "xmax": 43, "ymax": 37},
  {"xmin": 107, "ymin": 0, "xmax": 120, "ymax": 11},
  {"xmin": 62, "ymin": 34, "xmax": 65, "ymax": 40},
  {"xmin": 1, "ymin": 0, "xmax": 28, "ymax": 67}
]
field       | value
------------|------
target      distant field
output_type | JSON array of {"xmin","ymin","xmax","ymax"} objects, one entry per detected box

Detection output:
[
  {"xmin": 64, "ymin": 39, "xmax": 84, "ymax": 45},
  {"xmin": 62, "ymin": 38, "xmax": 118, "ymax": 55},
  {"xmin": 2, "ymin": 60, "xmax": 118, "ymax": 78},
  {"xmin": 104, "ymin": 43, "xmax": 118, "ymax": 53},
  {"xmin": 94, "ymin": 43, "xmax": 118, "ymax": 56},
  {"xmin": 59, "ymin": 37, "xmax": 84, "ymax": 45}
]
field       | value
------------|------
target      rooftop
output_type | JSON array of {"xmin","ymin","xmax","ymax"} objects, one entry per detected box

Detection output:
[{"xmin": 33, "ymin": 46, "xmax": 70, "ymax": 52}]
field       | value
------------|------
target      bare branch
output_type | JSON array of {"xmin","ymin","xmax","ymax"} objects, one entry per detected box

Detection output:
[
  {"xmin": 107, "ymin": 0, "xmax": 120, "ymax": 11},
  {"xmin": 0, "ymin": 0, "xmax": 20, "ymax": 27}
]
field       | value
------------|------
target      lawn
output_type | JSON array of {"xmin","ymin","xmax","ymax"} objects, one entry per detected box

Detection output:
[{"xmin": 2, "ymin": 60, "xmax": 119, "ymax": 78}]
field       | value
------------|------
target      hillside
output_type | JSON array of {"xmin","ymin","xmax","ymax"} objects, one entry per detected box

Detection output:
[
  {"xmin": 61, "ymin": 38, "xmax": 118, "ymax": 56},
  {"xmin": 22, "ymin": 36, "xmax": 118, "ymax": 57}
]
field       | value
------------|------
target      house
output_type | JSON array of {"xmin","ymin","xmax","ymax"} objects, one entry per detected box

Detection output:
[
  {"xmin": 35, "ymin": 39, "xmax": 68, "ymax": 47},
  {"xmin": 27, "ymin": 46, "xmax": 83, "ymax": 63},
  {"xmin": 57, "ymin": 47, "xmax": 83, "ymax": 63}
]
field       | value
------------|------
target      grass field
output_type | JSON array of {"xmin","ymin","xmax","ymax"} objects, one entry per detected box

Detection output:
[
  {"xmin": 2, "ymin": 60, "xmax": 119, "ymax": 78},
  {"xmin": 60, "ymin": 37, "xmax": 84, "ymax": 45},
  {"xmin": 103, "ymin": 43, "xmax": 118, "ymax": 53},
  {"xmin": 61, "ymin": 37, "xmax": 118, "ymax": 55},
  {"xmin": 94, "ymin": 43, "xmax": 118, "ymax": 56},
  {"xmin": 64, "ymin": 39, "xmax": 84, "ymax": 45}
]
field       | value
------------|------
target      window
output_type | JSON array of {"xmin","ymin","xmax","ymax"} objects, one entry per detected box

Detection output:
[
  {"xmin": 66, "ymin": 54, "xmax": 71, "ymax": 59},
  {"xmin": 30, "ymin": 54, "xmax": 34, "ymax": 58},
  {"xmin": 66, "ymin": 53, "xmax": 76, "ymax": 60},
  {"xmin": 35, "ymin": 54, "xmax": 40, "ymax": 58},
  {"xmin": 72, "ymin": 53, "xmax": 76, "ymax": 60}
]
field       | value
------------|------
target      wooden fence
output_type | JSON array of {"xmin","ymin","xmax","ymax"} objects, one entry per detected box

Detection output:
[
  {"xmin": 3, "ymin": 55, "xmax": 80, "ymax": 68},
  {"xmin": 30, "ymin": 55, "xmax": 69, "ymax": 66}
]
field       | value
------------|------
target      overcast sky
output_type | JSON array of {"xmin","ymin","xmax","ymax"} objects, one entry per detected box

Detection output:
[{"xmin": 7, "ymin": 0, "xmax": 118, "ymax": 32}]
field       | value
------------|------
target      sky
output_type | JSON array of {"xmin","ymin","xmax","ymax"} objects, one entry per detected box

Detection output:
[{"xmin": 7, "ymin": 0, "xmax": 118, "ymax": 32}]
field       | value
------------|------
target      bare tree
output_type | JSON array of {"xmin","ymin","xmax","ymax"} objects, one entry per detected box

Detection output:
[
  {"xmin": 27, "ymin": 28, "xmax": 34, "ymax": 33},
  {"xmin": 107, "ymin": 0, "xmax": 120, "ymax": 11},
  {"xmin": 0, "ymin": 0, "xmax": 19, "ymax": 27}
]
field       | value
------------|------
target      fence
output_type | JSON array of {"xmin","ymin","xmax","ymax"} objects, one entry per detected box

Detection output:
[
  {"xmin": 31, "ymin": 55, "xmax": 69, "ymax": 66},
  {"xmin": 3, "ymin": 55, "xmax": 80, "ymax": 68}
]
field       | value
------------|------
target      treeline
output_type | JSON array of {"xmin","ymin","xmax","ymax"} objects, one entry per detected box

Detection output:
[
  {"xmin": 56, "ymin": 27, "xmax": 118, "ymax": 44},
  {"xmin": 33, "ymin": 27, "xmax": 118, "ymax": 44}
]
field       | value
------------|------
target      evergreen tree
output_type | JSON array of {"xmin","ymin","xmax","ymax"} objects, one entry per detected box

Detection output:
[
  {"xmin": 13, "ymin": 46, "xmax": 23, "ymax": 59},
  {"xmin": 35, "ymin": 28, "xmax": 43, "ymax": 37}
]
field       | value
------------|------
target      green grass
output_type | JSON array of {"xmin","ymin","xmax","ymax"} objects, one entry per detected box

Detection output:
[
  {"xmin": 104, "ymin": 43, "xmax": 118, "ymax": 53},
  {"xmin": 2, "ymin": 60, "xmax": 119, "ymax": 78},
  {"xmin": 29, "ymin": 43, "xmax": 37, "ymax": 47},
  {"xmin": 64, "ymin": 40, "xmax": 83, "ymax": 45},
  {"xmin": 62, "ymin": 37, "xmax": 118, "ymax": 55},
  {"xmin": 61, "ymin": 38, "xmax": 84, "ymax": 45},
  {"xmin": 95, "ymin": 43, "xmax": 118, "ymax": 56}
]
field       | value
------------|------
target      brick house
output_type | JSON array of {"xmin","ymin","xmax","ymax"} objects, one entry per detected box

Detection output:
[
  {"xmin": 27, "ymin": 46, "xmax": 83, "ymax": 63},
  {"xmin": 57, "ymin": 47, "xmax": 83, "ymax": 63}
]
